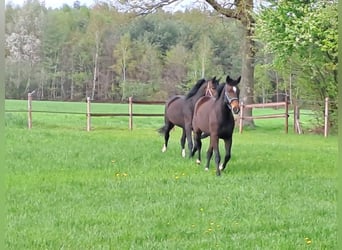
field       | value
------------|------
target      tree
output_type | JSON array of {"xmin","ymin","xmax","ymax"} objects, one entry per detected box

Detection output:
[
  {"xmin": 256, "ymin": 0, "xmax": 338, "ymax": 128},
  {"xmin": 112, "ymin": 32, "xmax": 132, "ymax": 100},
  {"xmin": 163, "ymin": 43, "xmax": 189, "ymax": 95},
  {"xmin": 5, "ymin": 0, "xmax": 44, "ymax": 98}
]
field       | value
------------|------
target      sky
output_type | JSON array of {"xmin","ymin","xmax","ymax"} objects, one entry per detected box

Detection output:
[
  {"xmin": 5, "ymin": 0, "xmax": 200, "ymax": 10},
  {"xmin": 6, "ymin": 0, "xmax": 98, "ymax": 8}
]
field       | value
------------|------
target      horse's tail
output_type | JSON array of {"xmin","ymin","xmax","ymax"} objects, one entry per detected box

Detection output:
[{"xmin": 157, "ymin": 125, "xmax": 166, "ymax": 135}]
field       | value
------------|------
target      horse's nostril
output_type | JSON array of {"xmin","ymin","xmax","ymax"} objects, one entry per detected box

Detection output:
[{"xmin": 233, "ymin": 107, "xmax": 240, "ymax": 114}]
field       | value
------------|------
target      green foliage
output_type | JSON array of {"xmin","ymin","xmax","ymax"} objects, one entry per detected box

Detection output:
[
  {"xmin": 255, "ymin": 0, "xmax": 338, "ymax": 128},
  {"xmin": 256, "ymin": 1, "xmax": 337, "ymax": 92},
  {"xmin": 127, "ymin": 13, "xmax": 181, "ymax": 55}
]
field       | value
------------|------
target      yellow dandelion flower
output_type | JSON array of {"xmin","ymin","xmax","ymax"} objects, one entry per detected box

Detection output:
[
  {"xmin": 305, "ymin": 237, "xmax": 312, "ymax": 245},
  {"xmin": 115, "ymin": 173, "xmax": 120, "ymax": 177}
]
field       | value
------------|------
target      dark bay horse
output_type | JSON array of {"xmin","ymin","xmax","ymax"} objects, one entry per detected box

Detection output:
[
  {"xmin": 158, "ymin": 77, "xmax": 219, "ymax": 157},
  {"xmin": 191, "ymin": 75, "xmax": 241, "ymax": 176}
]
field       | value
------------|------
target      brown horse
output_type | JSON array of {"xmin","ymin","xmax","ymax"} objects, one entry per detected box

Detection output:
[
  {"xmin": 191, "ymin": 75, "xmax": 241, "ymax": 176},
  {"xmin": 158, "ymin": 77, "xmax": 219, "ymax": 157}
]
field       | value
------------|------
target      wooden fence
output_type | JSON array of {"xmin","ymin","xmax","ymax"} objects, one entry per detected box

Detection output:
[
  {"xmin": 86, "ymin": 96, "xmax": 165, "ymax": 131},
  {"xmin": 293, "ymin": 97, "xmax": 330, "ymax": 137},
  {"xmin": 24, "ymin": 94, "xmax": 333, "ymax": 137},
  {"xmin": 239, "ymin": 95, "xmax": 289, "ymax": 134}
]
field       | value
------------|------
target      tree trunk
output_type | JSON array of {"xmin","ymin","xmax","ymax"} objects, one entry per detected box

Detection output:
[
  {"xmin": 70, "ymin": 57, "xmax": 74, "ymax": 100},
  {"xmin": 92, "ymin": 31, "xmax": 99, "ymax": 101},
  {"xmin": 240, "ymin": 25, "xmax": 255, "ymax": 127},
  {"xmin": 205, "ymin": 0, "xmax": 255, "ymax": 127}
]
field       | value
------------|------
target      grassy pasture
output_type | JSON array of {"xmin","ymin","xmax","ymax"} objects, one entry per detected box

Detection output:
[{"xmin": 5, "ymin": 100, "xmax": 337, "ymax": 249}]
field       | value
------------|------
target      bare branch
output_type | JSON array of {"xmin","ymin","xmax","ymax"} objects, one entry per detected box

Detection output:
[
  {"xmin": 204, "ymin": 0, "xmax": 238, "ymax": 19},
  {"xmin": 121, "ymin": 0, "xmax": 180, "ymax": 15}
]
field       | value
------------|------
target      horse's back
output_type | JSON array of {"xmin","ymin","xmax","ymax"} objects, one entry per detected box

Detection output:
[{"xmin": 165, "ymin": 95, "xmax": 186, "ymax": 126}]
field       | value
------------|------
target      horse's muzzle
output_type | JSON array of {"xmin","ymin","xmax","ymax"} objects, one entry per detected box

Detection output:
[{"xmin": 232, "ymin": 106, "xmax": 240, "ymax": 114}]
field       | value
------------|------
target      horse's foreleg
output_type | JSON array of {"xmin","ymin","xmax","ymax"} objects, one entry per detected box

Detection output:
[
  {"xmin": 185, "ymin": 124, "xmax": 193, "ymax": 158},
  {"xmin": 211, "ymin": 136, "xmax": 221, "ymax": 176},
  {"xmin": 190, "ymin": 133, "xmax": 197, "ymax": 157},
  {"xmin": 205, "ymin": 146, "xmax": 213, "ymax": 171},
  {"xmin": 196, "ymin": 133, "xmax": 202, "ymax": 164},
  {"xmin": 180, "ymin": 128, "xmax": 186, "ymax": 157},
  {"xmin": 220, "ymin": 137, "xmax": 232, "ymax": 171}
]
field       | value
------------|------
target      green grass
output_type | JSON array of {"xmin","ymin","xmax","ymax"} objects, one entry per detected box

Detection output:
[{"xmin": 5, "ymin": 100, "xmax": 337, "ymax": 249}]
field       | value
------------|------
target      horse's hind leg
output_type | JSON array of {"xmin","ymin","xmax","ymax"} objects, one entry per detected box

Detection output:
[
  {"xmin": 162, "ymin": 122, "xmax": 174, "ymax": 153},
  {"xmin": 191, "ymin": 131, "xmax": 202, "ymax": 164},
  {"xmin": 180, "ymin": 128, "xmax": 186, "ymax": 157},
  {"xmin": 220, "ymin": 137, "xmax": 232, "ymax": 171}
]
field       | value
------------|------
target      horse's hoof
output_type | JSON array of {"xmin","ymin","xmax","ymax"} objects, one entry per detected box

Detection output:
[
  {"xmin": 196, "ymin": 159, "xmax": 201, "ymax": 164},
  {"xmin": 182, "ymin": 149, "xmax": 186, "ymax": 158},
  {"xmin": 162, "ymin": 145, "xmax": 167, "ymax": 153}
]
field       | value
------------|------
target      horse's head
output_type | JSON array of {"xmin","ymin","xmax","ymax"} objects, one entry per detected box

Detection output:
[
  {"xmin": 205, "ymin": 76, "xmax": 220, "ymax": 97},
  {"xmin": 224, "ymin": 75, "xmax": 241, "ymax": 114}
]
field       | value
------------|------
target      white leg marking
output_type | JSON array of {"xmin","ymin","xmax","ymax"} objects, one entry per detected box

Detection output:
[
  {"xmin": 182, "ymin": 149, "xmax": 186, "ymax": 158},
  {"xmin": 219, "ymin": 164, "xmax": 223, "ymax": 170},
  {"xmin": 205, "ymin": 167, "xmax": 209, "ymax": 171},
  {"xmin": 196, "ymin": 159, "xmax": 201, "ymax": 164},
  {"xmin": 162, "ymin": 144, "xmax": 167, "ymax": 153}
]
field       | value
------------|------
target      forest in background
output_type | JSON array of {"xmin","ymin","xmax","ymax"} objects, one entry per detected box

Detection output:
[
  {"xmin": 5, "ymin": 0, "xmax": 337, "ymax": 127},
  {"xmin": 5, "ymin": 0, "xmax": 245, "ymax": 101}
]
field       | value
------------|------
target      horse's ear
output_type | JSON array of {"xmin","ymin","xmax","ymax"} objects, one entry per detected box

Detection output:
[
  {"xmin": 237, "ymin": 76, "xmax": 241, "ymax": 84},
  {"xmin": 226, "ymin": 75, "xmax": 232, "ymax": 83},
  {"xmin": 212, "ymin": 76, "xmax": 216, "ymax": 81}
]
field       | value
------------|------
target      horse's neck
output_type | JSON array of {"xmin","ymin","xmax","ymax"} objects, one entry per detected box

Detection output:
[
  {"xmin": 191, "ymin": 89, "xmax": 205, "ymax": 102},
  {"xmin": 218, "ymin": 91, "xmax": 232, "ymax": 117}
]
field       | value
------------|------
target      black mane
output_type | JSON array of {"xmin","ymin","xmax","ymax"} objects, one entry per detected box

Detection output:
[
  {"xmin": 185, "ymin": 79, "xmax": 206, "ymax": 99},
  {"xmin": 216, "ymin": 83, "xmax": 225, "ymax": 99}
]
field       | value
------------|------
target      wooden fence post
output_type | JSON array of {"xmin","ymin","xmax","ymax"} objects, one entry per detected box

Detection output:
[
  {"xmin": 27, "ymin": 93, "xmax": 32, "ymax": 129},
  {"xmin": 129, "ymin": 96, "xmax": 133, "ymax": 130},
  {"xmin": 239, "ymin": 102, "xmax": 244, "ymax": 134},
  {"xmin": 294, "ymin": 104, "xmax": 302, "ymax": 134},
  {"xmin": 86, "ymin": 97, "xmax": 91, "ymax": 132},
  {"xmin": 285, "ymin": 95, "xmax": 288, "ymax": 134},
  {"xmin": 324, "ymin": 97, "xmax": 329, "ymax": 137},
  {"xmin": 293, "ymin": 100, "xmax": 297, "ymax": 133}
]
